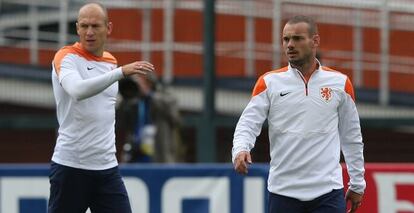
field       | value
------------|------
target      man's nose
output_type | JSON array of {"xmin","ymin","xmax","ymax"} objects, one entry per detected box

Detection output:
[
  {"xmin": 86, "ymin": 27, "xmax": 94, "ymax": 35},
  {"xmin": 287, "ymin": 40, "xmax": 294, "ymax": 48}
]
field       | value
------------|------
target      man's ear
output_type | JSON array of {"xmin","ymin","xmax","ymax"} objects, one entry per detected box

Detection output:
[
  {"xmin": 76, "ymin": 22, "xmax": 80, "ymax": 36},
  {"xmin": 312, "ymin": 34, "xmax": 320, "ymax": 48},
  {"xmin": 107, "ymin": 22, "xmax": 113, "ymax": 36}
]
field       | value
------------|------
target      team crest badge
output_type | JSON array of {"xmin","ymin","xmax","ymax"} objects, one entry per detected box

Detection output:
[{"xmin": 320, "ymin": 87, "xmax": 332, "ymax": 102}]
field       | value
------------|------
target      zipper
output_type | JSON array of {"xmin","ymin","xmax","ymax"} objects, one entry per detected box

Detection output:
[
  {"xmin": 297, "ymin": 71, "xmax": 309, "ymax": 96},
  {"xmin": 305, "ymin": 82, "xmax": 308, "ymax": 96}
]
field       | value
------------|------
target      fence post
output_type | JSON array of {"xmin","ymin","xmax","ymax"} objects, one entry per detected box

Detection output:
[
  {"xmin": 197, "ymin": 0, "xmax": 216, "ymax": 162},
  {"xmin": 379, "ymin": 0, "xmax": 390, "ymax": 106},
  {"xmin": 245, "ymin": 0, "xmax": 255, "ymax": 77},
  {"xmin": 353, "ymin": 8, "xmax": 363, "ymax": 88},
  {"xmin": 59, "ymin": 0, "xmax": 68, "ymax": 48},
  {"xmin": 272, "ymin": 0, "xmax": 282, "ymax": 69},
  {"xmin": 163, "ymin": 0, "xmax": 175, "ymax": 84},
  {"xmin": 142, "ymin": 1, "xmax": 152, "ymax": 61},
  {"xmin": 29, "ymin": 3, "xmax": 39, "ymax": 65}
]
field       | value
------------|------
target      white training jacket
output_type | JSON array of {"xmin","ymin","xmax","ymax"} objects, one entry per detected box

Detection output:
[
  {"xmin": 232, "ymin": 63, "xmax": 366, "ymax": 201},
  {"xmin": 51, "ymin": 42, "xmax": 124, "ymax": 170}
]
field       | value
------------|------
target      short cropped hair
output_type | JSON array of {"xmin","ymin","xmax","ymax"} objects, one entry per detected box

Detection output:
[{"xmin": 286, "ymin": 15, "xmax": 318, "ymax": 36}]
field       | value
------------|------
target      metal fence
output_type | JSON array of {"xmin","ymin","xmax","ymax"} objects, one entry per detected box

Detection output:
[
  {"xmin": 1, "ymin": 0, "xmax": 414, "ymax": 163},
  {"xmin": 1, "ymin": 0, "xmax": 414, "ymax": 115}
]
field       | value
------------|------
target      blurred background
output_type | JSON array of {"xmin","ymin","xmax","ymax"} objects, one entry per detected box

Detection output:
[
  {"xmin": 1, "ymin": 0, "xmax": 414, "ymax": 163},
  {"xmin": 1, "ymin": 1, "xmax": 414, "ymax": 212}
]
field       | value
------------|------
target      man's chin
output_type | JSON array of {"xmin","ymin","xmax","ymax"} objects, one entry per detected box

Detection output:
[
  {"xmin": 288, "ymin": 59, "xmax": 301, "ymax": 64},
  {"xmin": 83, "ymin": 41, "xmax": 95, "ymax": 47},
  {"xmin": 82, "ymin": 44, "xmax": 97, "ymax": 53},
  {"xmin": 85, "ymin": 44, "xmax": 96, "ymax": 49}
]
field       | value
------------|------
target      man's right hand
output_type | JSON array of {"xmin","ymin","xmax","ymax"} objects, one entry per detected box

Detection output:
[
  {"xmin": 121, "ymin": 61, "xmax": 155, "ymax": 76},
  {"xmin": 234, "ymin": 151, "xmax": 252, "ymax": 175}
]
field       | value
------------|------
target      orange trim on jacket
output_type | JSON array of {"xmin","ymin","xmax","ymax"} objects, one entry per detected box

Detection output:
[
  {"xmin": 53, "ymin": 42, "xmax": 117, "ymax": 75},
  {"xmin": 322, "ymin": 66, "xmax": 355, "ymax": 101},
  {"xmin": 252, "ymin": 66, "xmax": 288, "ymax": 97}
]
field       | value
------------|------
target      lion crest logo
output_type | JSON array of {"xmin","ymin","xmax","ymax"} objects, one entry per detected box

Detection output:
[{"xmin": 320, "ymin": 87, "xmax": 332, "ymax": 102}]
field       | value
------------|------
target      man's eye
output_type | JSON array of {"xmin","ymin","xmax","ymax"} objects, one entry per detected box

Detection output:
[{"xmin": 292, "ymin": 36, "xmax": 301, "ymax": 41}]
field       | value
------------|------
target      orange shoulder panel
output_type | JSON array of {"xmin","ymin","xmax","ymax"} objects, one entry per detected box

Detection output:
[
  {"xmin": 252, "ymin": 66, "xmax": 288, "ymax": 97},
  {"xmin": 252, "ymin": 76, "xmax": 267, "ymax": 97},
  {"xmin": 271, "ymin": 66, "xmax": 289, "ymax": 73},
  {"xmin": 53, "ymin": 46, "xmax": 76, "ymax": 76},
  {"xmin": 102, "ymin": 51, "xmax": 118, "ymax": 65},
  {"xmin": 322, "ymin": 66, "xmax": 333, "ymax": 71},
  {"xmin": 322, "ymin": 66, "xmax": 355, "ymax": 100},
  {"xmin": 345, "ymin": 77, "xmax": 355, "ymax": 101},
  {"xmin": 53, "ymin": 43, "xmax": 118, "ymax": 76},
  {"xmin": 73, "ymin": 43, "xmax": 117, "ymax": 65}
]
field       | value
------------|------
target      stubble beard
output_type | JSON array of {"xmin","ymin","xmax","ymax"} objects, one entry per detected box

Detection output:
[{"xmin": 289, "ymin": 52, "xmax": 313, "ymax": 71}]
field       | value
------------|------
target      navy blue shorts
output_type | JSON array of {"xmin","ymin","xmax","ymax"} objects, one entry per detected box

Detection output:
[
  {"xmin": 48, "ymin": 162, "xmax": 131, "ymax": 213},
  {"xmin": 268, "ymin": 188, "xmax": 346, "ymax": 213}
]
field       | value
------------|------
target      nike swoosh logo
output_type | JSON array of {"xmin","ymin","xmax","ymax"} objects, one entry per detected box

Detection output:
[
  {"xmin": 87, "ymin": 67, "xmax": 95, "ymax": 70},
  {"xmin": 280, "ymin": 92, "xmax": 290, "ymax": 97}
]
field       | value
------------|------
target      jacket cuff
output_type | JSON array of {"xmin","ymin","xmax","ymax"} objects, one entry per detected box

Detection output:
[{"xmin": 231, "ymin": 146, "xmax": 250, "ymax": 163}]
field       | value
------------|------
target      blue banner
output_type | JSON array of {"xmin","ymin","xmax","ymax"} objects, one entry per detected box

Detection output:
[{"xmin": 0, "ymin": 164, "xmax": 270, "ymax": 213}]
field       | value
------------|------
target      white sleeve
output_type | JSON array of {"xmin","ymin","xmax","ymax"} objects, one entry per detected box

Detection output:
[
  {"xmin": 232, "ymin": 79, "xmax": 270, "ymax": 163},
  {"xmin": 338, "ymin": 92, "xmax": 366, "ymax": 194},
  {"xmin": 58, "ymin": 58, "xmax": 124, "ymax": 101}
]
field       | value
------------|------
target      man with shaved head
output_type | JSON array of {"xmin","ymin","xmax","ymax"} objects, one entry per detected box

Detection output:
[{"xmin": 49, "ymin": 2, "xmax": 154, "ymax": 212}]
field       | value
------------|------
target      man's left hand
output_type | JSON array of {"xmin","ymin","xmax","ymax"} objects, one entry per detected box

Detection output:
[{"xmin": 345, "ymin": 189, "xmax": 363, "ymax": 213}]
